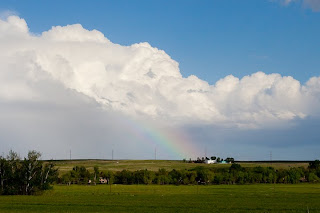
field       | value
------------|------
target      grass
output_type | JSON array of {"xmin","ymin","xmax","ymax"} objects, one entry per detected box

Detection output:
[
  {"xmin": 52, "ymin": 159, "xmax": 309, "ymax": 175},
  {"xmin": 0, "ymin": 184, "xmax": 320, "ymax": 212}
]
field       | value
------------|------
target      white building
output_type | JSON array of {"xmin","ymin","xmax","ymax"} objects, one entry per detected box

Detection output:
[
  {"xmin": 205, "ymin": 159, "xmax": 217, "ymax": 164},
  {"xmin": 99, "ymin": 178, "xmax": 108, "ymax": 184}
]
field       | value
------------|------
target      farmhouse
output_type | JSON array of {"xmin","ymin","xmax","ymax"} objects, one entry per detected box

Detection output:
[
  {"xmin": 99, "ymin": 178, "xmax": 108, "ymax": 184},
  {"xmin": 205, "ymin": 159, "xmax": 217, "ymax": 164},
  {"xmin": 195, "ymin": 156, "xmax": 234, "ymax": 164}
]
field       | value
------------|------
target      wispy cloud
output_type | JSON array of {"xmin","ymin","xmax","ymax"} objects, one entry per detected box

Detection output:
[
  {"xmin": 273, "ymin": 0, "xmax": 320, "ymax": 12},
  {"xmin": 0, "ymin": 9, "xmax": 19, "ymax": 19},
  {"xmin": 303, "ymin": 0, "xmax": 320, "ymax": 12}
]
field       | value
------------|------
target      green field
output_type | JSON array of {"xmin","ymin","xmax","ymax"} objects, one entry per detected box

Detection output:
[
  {"xmin": 0, "ymin": 184, "xmax": 319, "ymax": 212},
  {"xmin": 53, "ymin": 159, "xmax": 309, "ymax": 175}
]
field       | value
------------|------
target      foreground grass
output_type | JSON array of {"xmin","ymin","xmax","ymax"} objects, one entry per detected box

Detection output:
[
  {"xmin": 1, "ymin": 184, "xmax": 319, "ymax": 212},
  {"xmin": 53, "ymin": 159, "xmax": 309, "ymax": 175}
]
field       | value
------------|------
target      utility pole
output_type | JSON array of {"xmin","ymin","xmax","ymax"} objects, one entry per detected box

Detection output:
[
  {"xmin": 205, "ymin": 147, "xmax": 207, "ymax": 158},
  {"xmin": 69, "ymin": 150, "xmax": 71, "ymax": 161},
  {"xmin": 112, "ymin": 149, "xmax": 114, "ymax": 160},
  {"xmin": 270, "ymin": 151, "xmax": 272, "ymax": 166}
]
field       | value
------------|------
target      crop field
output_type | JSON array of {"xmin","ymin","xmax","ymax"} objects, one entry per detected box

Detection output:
[
  {"xmin": 52, "ymin": 159, "xmax": 309, "ymax": 175},
  {"xmin": 53, "ymin": 160, "xmax": 230, "ymax": 175},
  {"xmin": 0, "ymin": 184, "xmax": 319, "ymax": 212}
]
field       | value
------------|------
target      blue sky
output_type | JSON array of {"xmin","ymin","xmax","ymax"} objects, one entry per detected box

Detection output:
[
  {"xmin": 0, "ymin": 0, "xmax": 320, "ymax": 160},
  {"xmin": 1, "ymin": 0, "xmax": 319, "ymax": 83}
]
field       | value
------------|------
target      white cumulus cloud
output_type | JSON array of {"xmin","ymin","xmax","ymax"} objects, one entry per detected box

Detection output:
[{"xmin": 1, "ymin": 16, "xmax": 320, "ymax": 129}]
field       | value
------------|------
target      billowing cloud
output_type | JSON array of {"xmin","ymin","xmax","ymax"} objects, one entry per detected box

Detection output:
[
  {"xmin": 1, "ymin": 15, "xmax": 320, "ymax": 160},
  {"xmin": 1, "ymin": 16, "xmax": 320, "ymax": 130}
]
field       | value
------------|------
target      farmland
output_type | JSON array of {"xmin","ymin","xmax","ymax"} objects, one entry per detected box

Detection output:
[
  {"xmin": 0, "ymin": 184, "xmax": 319, "ymax": 212},
  {"xmin": 1, "ymin": 159, "xmax": 318, "ymax": 212},
  {"xmin": 52, "ymin": 159, "xmax": 309, "ymax": 175}
]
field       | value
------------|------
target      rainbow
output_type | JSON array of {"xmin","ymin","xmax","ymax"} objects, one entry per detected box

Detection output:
[{"xmin": 119, "ymin": 117, "xmax": 201, "ymax": 160}]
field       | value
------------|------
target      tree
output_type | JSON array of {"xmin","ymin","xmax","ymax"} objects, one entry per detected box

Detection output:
[
  {"xmin": 169, "ymin": 169, "xmax": 183, "ymax": 185},
  {"xmin": 186, "ymin": 170, "xmax": 197, "ymax": 184},
  {"xmin": 133, "ymin": 169, "xmax": 154, "ymax": 185},
  {"xmin": 61, "ymin": 173, "xmax": 72, "ymax": 185},
  {"xmin": 0, "ymin": 156, "xmax": 9, "ymax": 193},
  {"xmin": 308, "ymin": 172, "xmax": 320, "ymax": 182},
  {"xmin": 229, "ymin": 163, "xmax": 242, "ymax": 171},
  {"xmin": 287, "ymin": 167, "xmax": 303, "ymax": 184},
  {"xmin": 211, "ymin": 156, "xmax": 216, "ymax": 160},
  {"xmin": 100, "ymin": 170, "xmax": 113, "ymax": 184},
  {"xmin": 225, "ymin": 157, "xmax": 235, "ymax": 163},
  {"xmin": 0, "ymin": 150, "xmax": 57, "ymax": 195},
  {"xmin": 194, "ymin": 167, "xmax": 214, "ymax": 184},
  {"xmin": 7, "ymin": 150, "xmax": 20, "ymax": 162},
  {"xmin": 93, "ymin": 166, "xmax": 99, "ymax": 185},
  {"xmin": 154, "ymin": 168, "xmax": 170, "ymax": 185},
  {"xmin": 22, "ymin": 151, "xmax": 42, "ymax": 195},
  {"xmin": 40, "ymin": 161, "xmax": 58, "ymax": 190},
  {"xmin": 5, "ymin": 150, "xmax": 21, "ymax": 194},
  {"xmin": 115, "ymin": 170, "xmax": 133, "ymax": 184},
  {"xmin": 309, "ymin": 160, "xmax": 320, "ymax": 170}
]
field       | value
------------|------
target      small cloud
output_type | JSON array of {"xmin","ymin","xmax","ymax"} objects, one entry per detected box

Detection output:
[
  {"xmin": 271, "ymin": 0, "xmax": 297, "ymax": 6},
  {"xmin": 283, "ymin": 0, "xmax": 296, "ymax": 5},
  {"xmin": 273, "ymin": 0, "xmax": 320, "ymax": 12},
  {"xmin": 303, "ymin": 0, "xmax": 320, "ymax": 12}
]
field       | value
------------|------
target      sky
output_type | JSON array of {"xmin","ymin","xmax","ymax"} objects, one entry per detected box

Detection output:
[{"xmin": 0, "ymin": 0, "xmax": 320, "ymax": 160}]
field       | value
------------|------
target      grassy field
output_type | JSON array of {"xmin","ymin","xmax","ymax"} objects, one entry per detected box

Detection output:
[
  {"xmin": 0, "ymin": 184, "xmax": 319, "ymax": 212},
  {"xmin": 53, "ymin": 159, "xmax": 309, "ymax": 175}
]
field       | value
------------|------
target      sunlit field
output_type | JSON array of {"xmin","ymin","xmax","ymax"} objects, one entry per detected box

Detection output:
[
  {"xmin": 0, "ymin": 184, "xmax": 319, "ymax": 212},
  {"xmin": 53, "ymin": 159, "xmax": 309, "ymax": 175}
]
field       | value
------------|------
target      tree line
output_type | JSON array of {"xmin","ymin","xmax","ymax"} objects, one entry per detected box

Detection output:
[
  {"xmin": 1, "ymin": 149, "xmax": 319, "ymax": 196},
  {"xmin": 59, "ymin": 160, "xmax": 320, "ymax": 185},
  {"xmin": 190, "ymin": 156, "xmax": 235, "ymax": 163},
  {"xmin": 0, "ymin": 150, "xmax": 58, "ymax": 195}
]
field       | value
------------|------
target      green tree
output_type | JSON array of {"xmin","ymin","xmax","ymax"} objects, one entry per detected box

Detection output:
[
  {"xmin": 308, "ymin": 172, "xmax": 320, "ymax": 183},
  {"xmin": 0, "ymin": 156, "xmax": 9, "ymax": 193},
  {"xmin": 93, "ymin": 166, "xmax": 99, "ymax": 185},
  {"xmin": 100, "ymin": 170, "xmax": 113, "ymax": 184},
  {"xmin": 309, "ymin": 160, "xmax": 320, "ymax": 170},
  {"xmin": 21, "ymin": 150, "xmax": 42, "ymax": 195},
  {"xmin": 40, "ymin": 161, "xmax": 58, "ymax": 190},
  {"xmin": 0, "ymin": 150, "xmax": 57, "ymax": 195},
  {"xmin": 154, "ymin": 168, "xmax": 170, "ymax": 184}
]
